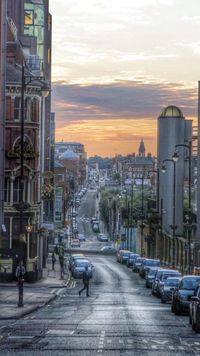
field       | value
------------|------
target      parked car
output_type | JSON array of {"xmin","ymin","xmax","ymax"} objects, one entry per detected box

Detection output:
[
  {"xmin": 78, "ymin": 234, "xmax": 86, "ymax": 242},
  {"xmin": 145, "ymin": 267, "xmax": 160, "ymax": 288},
  {"xmin": 127, "ymin": 254, "xmax": 140, "ymax": 268},
  {"xmin": 72, "ymin": 259, "xmax": 93, "ymax": 279},
  {"xmin": 152, "ymin": 269, "xmax": 179, "ymax": 296},
  {"xmin": 171, "ymin": 276, "xmax": 200, "ymax": 315},
  {"xmin": 157, "ymin": 271, "xmax": 181, "ymax": 298},
  {"xmin": 98, "ymin": 234, "xmax": 109, "ymax": 242},
  {"xmin": 132, "ymin": 257, "xmax": 146, "ymax": 272},
  {"xmin": 189, "ymin": 286, "xmax": 200, "ymax": 332},
  {"xmin": 69, "ymin": 254, "xmax": 85, "ymax": 271},
  {"xmin": 161, "ymin": 277, "xmax": 181, "ymax": 303},
  {"xmin": 101, "ymin": 246, "xmax": 116, "ymax": 253},
  {"xmin": 71, "ymin": 239, "xmax": 80, "ymax": 248},
  {"xmin": 139, "ymin": 259, "xmax": 160, "ymax": 278},
  {"xmin": 118, "ymin": 250, "xmax": 131, "ymax": 264}
]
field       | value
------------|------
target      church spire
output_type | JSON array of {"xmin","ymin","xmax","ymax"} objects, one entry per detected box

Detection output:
[{"xmin": 139, "ymin": 138, "xmax": 145, "ymax": 157}]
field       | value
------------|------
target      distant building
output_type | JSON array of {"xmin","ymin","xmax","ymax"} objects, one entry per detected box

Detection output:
[
  {"xmin": 55, "ymin": 142, "xmax": 87, "ymax": 186},
  {"xmin": 112, "ymin": 140, "xmax": 155, "ymax": 186}
]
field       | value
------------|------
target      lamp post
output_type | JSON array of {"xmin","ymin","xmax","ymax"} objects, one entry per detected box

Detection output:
[
  {"xmin": 162, "ymin": 159, "xmax": 177, "ymax": 269},
  {"xmin": 173, "ymin": 141, "xmax": 192, "ymax": 273},
  {"xmin": 134, "ymin": 173, "xmax": 145, "ymax": 256},
  {"xmin": 108, "ymin": 196, "xmax": 112, "ymax": 239},
  {"xmin": 19, "ymin": 63, "xmax": 50, "ymax": 260}
]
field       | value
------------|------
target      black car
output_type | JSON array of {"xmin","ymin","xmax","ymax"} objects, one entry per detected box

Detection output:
[
  {"xmin": 189, "ymin": 286, "xmax": 200, "ymax": 332},
  {"xmin": 172, "ymin": 276, "xmax": 200, "ymax": 315}
]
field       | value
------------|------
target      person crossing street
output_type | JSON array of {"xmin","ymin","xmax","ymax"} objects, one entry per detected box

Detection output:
[{"xmin": 79, "ymin": 265, "xmax": 90, "ymax": 297}]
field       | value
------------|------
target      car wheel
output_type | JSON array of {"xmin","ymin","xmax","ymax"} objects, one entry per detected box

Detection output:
[
  {"xmin": 174, "ymin": 302, "xmax": 181, "ymax": 315},
  {"xmin": 189, "ymin": 315, "xmax": 192, "ymax": 325},
  {"xmin": 195, "ymin": 320, "xmax": 200, "ymax": 333},
  {"xmin": 192, "ymin": 318, "xmax": 196, "ymax": 331}
]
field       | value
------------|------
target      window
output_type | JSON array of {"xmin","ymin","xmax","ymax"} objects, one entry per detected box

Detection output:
[
  {"xmin": 57, "ymin": 174, "xmax": 64, "ymax": 183},
  {"xmin": 14, "ymin": 97, "xmax": 21, "ymax": 121},
  {"xmin": 13, "ymin": 178, "xmax": 28, "ymax": 203},
  {"xmin": 31, "ymin": 98, "xmax": 39, "ymax": 122},
  {"xmin": 4, "ymin": 178, "xmax": 10, "ymax": 203},
  {"xmin": 6, "ymin": 96, "xmax": 12, "ymax": 120},
  {"xmin": 24, "ymin": 10, "xmax": 34, "ymax": 25},
  {"xmin": 25, "ymin": 97, "xmax": 31, "ymax": 121}
]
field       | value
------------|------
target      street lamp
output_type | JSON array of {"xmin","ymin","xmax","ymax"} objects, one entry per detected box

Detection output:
[
  {"xmin": 134, "ymin": 173, "xmax": 146, "ymax": 256},
  {"xmin": 162, "ymin": 159, "xmax": 177, "ymax": 269},
  {"xmin": 173, "ymin": 141, "xmax": 192, "ymax": 273},
  {"xmin": 19, "ymin": 63, "xmax": 50, "ymax": 259}
]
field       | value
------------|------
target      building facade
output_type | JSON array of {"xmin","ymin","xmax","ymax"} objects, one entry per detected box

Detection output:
[
  {"xmin": 0, "ymin": 0, "xmax": 6, "ymax": 236},
  {"xmin": 2, "ymin": 0, "xmax": 52, "ymax": 280},
  {"xmin": 157, "ymin": 105, "xmax": 193, "ymax": 269}
]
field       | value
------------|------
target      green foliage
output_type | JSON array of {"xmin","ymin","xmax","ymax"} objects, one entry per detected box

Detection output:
[{"xmin": 99, "ymin": 187, "xmax": 152, "ymax": 228}]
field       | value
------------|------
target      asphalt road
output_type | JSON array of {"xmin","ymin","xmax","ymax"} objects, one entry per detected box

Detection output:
[
  {"xmin": 1, "ymin": 255, "xmax": 200, "ymax": 355},
  {"xmin": 1, "ymin": 189, "xmax": 200, "ymax": 355}
]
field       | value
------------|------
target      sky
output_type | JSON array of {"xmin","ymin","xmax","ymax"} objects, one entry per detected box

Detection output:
[{"xmin": 49, "ymin": 0, "xmax": 199, "ymax": 157}]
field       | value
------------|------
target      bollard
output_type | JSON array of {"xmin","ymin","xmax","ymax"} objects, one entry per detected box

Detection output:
[{"xmin": 18, "ymin": 277, "xmax": 24, "ymax": 307}]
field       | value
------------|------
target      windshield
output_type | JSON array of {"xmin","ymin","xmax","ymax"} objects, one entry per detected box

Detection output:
[
  {"xmin": 180, "ymin": 277, "xmax": 200, "ymax": 290},
  {"xmin": 165, "ymin": 278, "xmax": 179, "ymax": 286},
  {"xmin": 163, "ymin": 273, "xmax": 180, "ymax": 280},
  {"xmin": 122, "ymin": 252, "xmax": 130, "ymax": 257},
  {"xmin": 148, "ymin": 270, "xmax": 157, "ymax": 277},
  {"xmin": 144, "ymin": 260, "xmax": 160, "ymax": 266},
  {"xmin": 136, "ymin": 258, "xmax": 144, "ymax": 263},
  {"xmin": 76, "ymin": 261, "xmax": 89, "ymax": 267}
]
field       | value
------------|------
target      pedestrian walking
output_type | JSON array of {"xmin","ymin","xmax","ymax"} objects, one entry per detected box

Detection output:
[
  {"xmin": 15, "ymin": 260, "xmax": 25, "ymax": 280},
  {"xmin": 79, "ymin": 265, "xmax": 90, "ymax": 297},
  {"xmin": 59, "ymin": 254, "xmax": 64, "ymax": 279},
  {"xmin": 16, "ymin": 260, "xmax": 26, "ymax": 308},
  {"xmin": 52, "ymin": 252, "xmax": 56, "ymax": 271}
]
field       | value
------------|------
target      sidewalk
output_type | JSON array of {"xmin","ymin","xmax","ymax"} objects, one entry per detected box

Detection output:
[{"xmin": 0, "ymin": 260, "xmax": 71, "ymax": 320}]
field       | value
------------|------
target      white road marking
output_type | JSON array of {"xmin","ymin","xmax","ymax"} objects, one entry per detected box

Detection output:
[{"xmin": 97, "ymin": 331, "xmax": 105, "ymax": 355}]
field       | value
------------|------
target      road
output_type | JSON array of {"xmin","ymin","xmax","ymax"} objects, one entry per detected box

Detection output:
[
  {"xmin": 1, "ymin": 189, "xmax": 200, "ymax": 355},
  {"xmin": 1, "ymin": 255, "xmax": 200, "ymax": 355}
]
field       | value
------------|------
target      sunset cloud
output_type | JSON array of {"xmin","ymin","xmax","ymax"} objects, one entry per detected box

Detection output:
[{"xmin": 49, "ymin": 0, "xmax": 199, "ymax": 156}]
